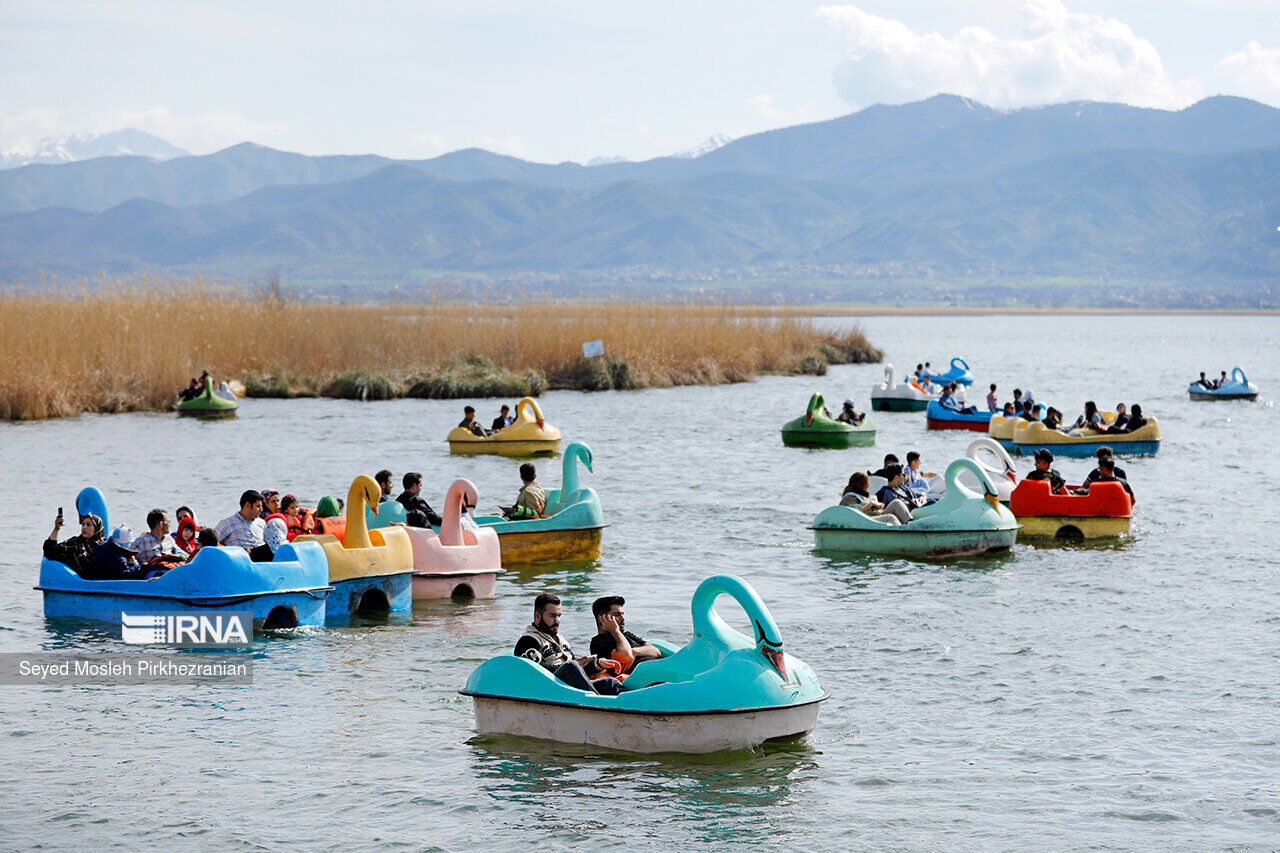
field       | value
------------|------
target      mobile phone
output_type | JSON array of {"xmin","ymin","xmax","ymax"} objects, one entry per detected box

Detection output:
[{"xmin": 57, "ymin": 506, "xmax": 63, "ymax": 516}]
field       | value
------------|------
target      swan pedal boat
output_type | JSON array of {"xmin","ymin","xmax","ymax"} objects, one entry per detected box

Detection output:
[
  {"xmin": 174, "ymin": 382, "xmax": 237, "ymax": 418},
  {"xmin": 1009, "ymin": 418, "xmax": 1161, "ymax": 458},
  {"xmin": 923, "ymin": 357, "xmax": 974, "ymax": 387},
  {"xmin": 870, "ymin": 364, "xmax": 936, "ymax": 412},
  {"xmin": 38, "ymin": 488, "xmax": 331, "ymax": 629},
  {"xmin": 1189, "ymin": 368, "xmax": 1258, "ymax": 401},
  {"xmin": 471, "ymin": 441, "xmax": 605, "ymax": 564},
  {"xmin": 781, "ymin": 393, "xmax": 875, "ymax": 448},
  {"xmin": 406, "ymin": 479, "xmax": 502, "ymax": 599},
  {"xmin": 294, "ymin": 475, "xmax": 414, "ymax": 617},
  {"xmin": 448, "ymin": 397, "xmax": 561, "ymax": 456},
  {"xmin": 812, "ymin": 459, "xmax": 1019, "ymax": 558},
  {"xmin": 1009, "ymin": 479, "xmax": 1133, "ymax": 539},
  {"xmin": 920, "ymin": 437, "xmax": 1019, "ymax": 504},
  {"xmin": 925, "ymin": 399, "xmax": 995, "ymax": 431},
  {"xmin": 461, "ymin": 574, "xmax": 827, "ymax": 753}
]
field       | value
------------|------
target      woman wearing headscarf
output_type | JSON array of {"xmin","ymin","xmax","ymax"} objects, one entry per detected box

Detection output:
[{"xmin": 43, "ymin": 509, "xmax": 106, "ymax": 575}]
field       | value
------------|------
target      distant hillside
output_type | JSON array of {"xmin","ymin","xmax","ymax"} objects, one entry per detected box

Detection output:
[
  {"xmin": 2, "ymin": 95, "xmax": 1279, "ymax": 293},
  {"xmin": 0, "ymin": 128, "xmax": 188, "ymax": 170}
]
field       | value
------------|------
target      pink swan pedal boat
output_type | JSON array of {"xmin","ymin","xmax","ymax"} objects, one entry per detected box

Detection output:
[{"xmin": 405, "ymin": 479, "xmax": 503, "ymax": 599}]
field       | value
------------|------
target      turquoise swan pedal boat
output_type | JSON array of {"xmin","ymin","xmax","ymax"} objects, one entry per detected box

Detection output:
[
  {"xmin": 37, "ymin": 487, "xmax": 332, "ymax": 629},
  {"xmin": 782, "ymin": 393, "xmax": 875, "ymax": 448},
  {"xmin": 1189, "ymin": 367, "xmax": 1258, "ymax": 401},
  {"xmin": 812, "ymin": 458, "xmax": 1018, "ymax": 558},
  {"xmin": 461, "ymin": 574, "xmax": 828, "ymax": 753},
  {"xmin": 471, "ymin": 440, "xmax": 605, "ymax": 563}
]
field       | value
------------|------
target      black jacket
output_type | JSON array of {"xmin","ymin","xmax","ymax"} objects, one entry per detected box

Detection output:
[{"xmin": 396, "ymin": 491, "xmax": 442, "ymax": 526}]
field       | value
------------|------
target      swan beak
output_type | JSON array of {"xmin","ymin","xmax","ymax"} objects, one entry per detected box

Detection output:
[{"xmin": 985, "ymin": 494, "xmax": 999, "ymax": 510}]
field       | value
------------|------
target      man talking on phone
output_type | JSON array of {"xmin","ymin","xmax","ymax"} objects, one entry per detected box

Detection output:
[{"xmin": 590, "ymin": 595, "xmax": 661, "ymax": 674}]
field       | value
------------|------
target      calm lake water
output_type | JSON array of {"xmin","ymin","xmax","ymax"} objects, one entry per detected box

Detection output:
[{"xmin": 1, "ymin": 314, "xmax": 1278, "ymax": 851}]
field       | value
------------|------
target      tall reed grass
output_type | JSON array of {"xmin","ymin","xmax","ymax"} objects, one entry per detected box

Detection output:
[{"xmin": 0, "ymin": 282, "xmax": 880, "ymax": 420}]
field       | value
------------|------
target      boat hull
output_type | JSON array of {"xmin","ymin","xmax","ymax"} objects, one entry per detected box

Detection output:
[
  {"xmin": 39, "ymin": 587, "xmax": 326, "ymax": 630},
  {"xmin": 1011, "ymin": 439, "xmax": 1159, "ymax": 458},
  {"xmin": 327, "ymin": 572, "xmax": 413, "ymax": 618},
  {"xmin": 470, "ymin": 694, "xmax": 826, "ymax": 754},
  {"xmin": 871, "ymin": 398, "xmax": 928, "ymax": 412},
  {"xmin": 496, "ymin": 527, "xmax": 603, "ymax": 564},
  {"xmin": 412, "ymin": 571, "xmax": 498, "ymax": 599},
  {"xmin": 1016, "ymin": 515, "xmax": 1130, "ymax": 540},
  {"xmin": 927, "ymin": 418, "xmax": 991, "ymax": 432},
  {"xmin": 781, "ymin": 427, "xmax": 874, "ymax": 448},
  {"xmin": 1189, "ymin": 390, "xmax": 1257, "ymax": 401},
  {"xmin": 448, "ymin": 439, "xmax": 560, "ymax": 457},
  {"xmin": 813, "ymin": 526, "xmax": 1017, "ymax": 558}
]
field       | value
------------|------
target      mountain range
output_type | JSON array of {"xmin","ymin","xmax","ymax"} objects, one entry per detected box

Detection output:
[{"xmin": 2, "ymin": 95, "xmax": 1278, "ymax": 293}]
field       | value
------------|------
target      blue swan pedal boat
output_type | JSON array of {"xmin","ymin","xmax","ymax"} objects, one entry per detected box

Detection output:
[
  {"xmin": 1189, "ymin": 367, "xmax": 1258, "ymax": 401},
  {"xmin": 924, "ymin": 357, "xmax": 974, "ymax": 386},
  {"xmin": 461, "ymin": 574, "xmax": 828, "ymax": 753},
  {"xmin": 38, "ymin": 488, "xmax": 332, "ymax": 629},
  {"xmin": 811, "ymin": 458, "xmax": 1018, "ymax": 558},
  {"xmin": 925, "ymin": 399, "xmax": 995, "ymax": 431}
]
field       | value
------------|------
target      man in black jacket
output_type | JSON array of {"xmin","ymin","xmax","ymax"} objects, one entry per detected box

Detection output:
[{"xmin": 396, "ymin": 472, "xmax": 442, "ymax": 527}]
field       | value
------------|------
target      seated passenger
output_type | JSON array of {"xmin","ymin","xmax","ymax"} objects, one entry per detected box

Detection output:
[
  {"xmin": 1071, "ymin": 401, "xmax": 1105, "ymax": 433},
  {"xmin": 1002, "ymin": 402, "xmax": 1015, "ymax": 416},
  {"xmin": 43, "ymin": 509, "xmax": 105, "ymax": 575},
  {"xmin": 396, "ymin": 472, "xmax": 443, "ymax": 527},
  {"xmin": 1012, "ymin": 388, "xmax": 1024, "ymax": 411},
  {"xmin": 491, "ymin": 404, "xmax": 514, "ymax": 432},
  {"xmin": 375, "ymin": 470, "xmax": 395, "ymax": 504},
  {"xmin": 1021, "ymin": 403, "xmax": 1043, "ymax": 422},
  {"xmin": 1024, "ymin": 448, "xmax": 1067, "ymax": 494},
  {"xmin": 836, "ymin": 399, "xmax": 864, "ymax": 425},
  {"xmin": 1196, "ymin": 371, "xmax": 1214, "ymax": 390},
  {"xmin": 590, "ymin": 595, "xmax": 661, "ymax": 673},
  {"xmin": 913, "ymin": 363, "xmax": 924, "ymax": 379},
  {"xmin": 1124, "ymin": 404, "xmax": 1148, "ymax": 432},
  {"xmin": 1074, "ymin": 457, "xmax": 1135, "ymax": 504},
  {"xmin": 177, "ymin": 378, "xmax": 200, "ymax": 402},
  {"xmin": 918, "ymin": 375, "xmax": 933, "ymax": 393},
  {"xmin": 514, "ymin": 593, "xmax": 623, "ymax": 695},
  {"xmin": 1215, "ymin": 371, "xmax": 1228, "ymax": 389},
  {"xmin": 83, "ymin": 526, "xmax": 144, "ymax": 580},
  {"xmin": 215, "ymin": 490, "xmax": 268, "ymax": 559},
  {"xmin": 501, "ymin": 463, "xmax": 546, "ymax": 520},
  {"xmin": 458, "ymin": 405, "xmax": 487, "ymax": 437},
  {"xmin": 175, "ymin": 505, "xmax": 195, "ymax": 523},
  {"xmin": 1042, "ymin": 407, "xmax": 1065, "ymax": 431},
  {"xmin": 938, "ymin": 383, "xmax": 977, "ymax": 414},
  {"xmin": 257, "ymin": 518, "xmax": 290, "ymax": 560},
  {"xmin": 872, "ymin": 465, "xmax": 918, "ymax": 525},
  {"xmin": 259, "ymin": 489, "xmax": 281, "ymax": 519},
  {"xmin": 1085, "ymin": 447, "xmax": 1128, "ymax": 484},
  {"xmin": 904, "ymin": 451, "xmax": 938, "ymax": 500},
  {"xmin": 175, "ymin": 516, "xmax": 201, "ymax": 557},
  {"xmin": 1104, "ymin": 403, "xmax": 1130, "ymax": 433},
  {"xmin": 130, "ymin": 508, "xmax": 186, "ymax": 565},
  {"xmin": 196, "ymin": 528, "xmax": 219, "ymax": 548},
  {"xmin": 869, "ymin": 454, "xmax": 899, "ymax": 480},
  {"xmin": 279, "ymin": 494, "xmax": 316, "ymax": 540}
]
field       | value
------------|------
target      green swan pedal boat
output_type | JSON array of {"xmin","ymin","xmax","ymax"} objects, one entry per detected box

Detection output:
[
  {"xmin": 174, "ymin": 381, "xmax": 238, "ymax": 418},
  {"xmin": 812, "ymin": 458, "xmax": 1018, "ymax": 558},
  {"xmin": 781, "ymin": 393, "xmax": 875, "ymax": 449}
]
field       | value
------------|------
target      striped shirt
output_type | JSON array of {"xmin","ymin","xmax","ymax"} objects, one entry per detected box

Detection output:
[
  {"xmin": 215, "ymin": 512, "xmax": 265, "ymax": 549},
  {"xmin": 130, "ymin": 532, "xmax": 184, "ymax": 563}
]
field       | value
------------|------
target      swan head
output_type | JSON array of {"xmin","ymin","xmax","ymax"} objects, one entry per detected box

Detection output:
[
  {"xmin": 578, "ymin": 443, "xmax": 594, "ymax": 472},
  {"xmin": 352, "ymin": 474, "xmax": 381, "ymax": 516}
]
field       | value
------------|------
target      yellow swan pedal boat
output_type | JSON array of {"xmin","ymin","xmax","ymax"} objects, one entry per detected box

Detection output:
[
  {"xmin": 447, "ymin": 397, "xmax": 561, "ymax": 457},
  {"xmin": 1010, "ymin": 417, "xmax": 1161, "ymax": 458},
  {"xmin": 294, "ymin": 474, "xmax": 414, "ymax": 617}
]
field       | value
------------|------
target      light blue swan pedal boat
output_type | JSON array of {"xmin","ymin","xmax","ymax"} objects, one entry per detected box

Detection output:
[
  {"xmin": 469, "ymin": 440, "xmax": 606, "ymax": 563},
  {"xmin": 461, "ymin": 574, "xmax": 828, "ymax": 753},
  {"xmin": 37, "ymin": 488, "xmax": 332, "ymax": 630},
  {"xmin": 1188, "ymin": 367, "xmax": 1258, "ymax": 401},
  {"xmin": 924, "ymin": 357, "xmax": 974, "ymax": 386},
  {"xmin": 812, "ymin": 458, "xmax": 1018, "ymax": 558}
]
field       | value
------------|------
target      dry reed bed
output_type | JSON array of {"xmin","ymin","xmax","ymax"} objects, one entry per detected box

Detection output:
[{"xmin": 0, "ymin": 285, "xmax": 879, "ymax": 420}]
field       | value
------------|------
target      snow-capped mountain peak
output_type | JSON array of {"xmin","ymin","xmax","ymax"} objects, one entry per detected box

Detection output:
[{"xmin": 0, "ymin": 128, "xmax": 189, "ymax": 170}]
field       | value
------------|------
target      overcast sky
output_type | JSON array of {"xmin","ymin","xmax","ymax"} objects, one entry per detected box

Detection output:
[{"xmin": 2, "ymin": 0, "xmax": 1279, "ymax": 163}]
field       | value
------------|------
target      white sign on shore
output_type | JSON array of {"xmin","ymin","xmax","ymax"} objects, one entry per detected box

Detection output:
[{"xmin": 582, "ymin": 339, "xmax": 605, "ymax": 358}]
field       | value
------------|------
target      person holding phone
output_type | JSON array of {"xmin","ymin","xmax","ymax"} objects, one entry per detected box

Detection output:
[
  {"xmin": 43, "ymin": 507, "xmax": 106, "ymax": 575},
  {"xmin": 590, "ymin": 596, "xmax": 661, "ymax": 673}
]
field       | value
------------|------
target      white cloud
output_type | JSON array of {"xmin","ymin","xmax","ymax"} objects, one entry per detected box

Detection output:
[
  {"xmin": 478, "ymin": 135, "xmax": 527, "ymax": 157},
  {"xmin": 0, "ymin": 106, "xmax": 286, "ymax": 154},
  {"xmin": 817, "ymin": 0, "xmax": 1203, "ymax": 110},
  {"xmin": 747, "ymin": 94, "xmax": 812, "ymax": 124},
  {"xmin": 1217, "ymin": 41, "xmax": 1280, "ymax": 103}
]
